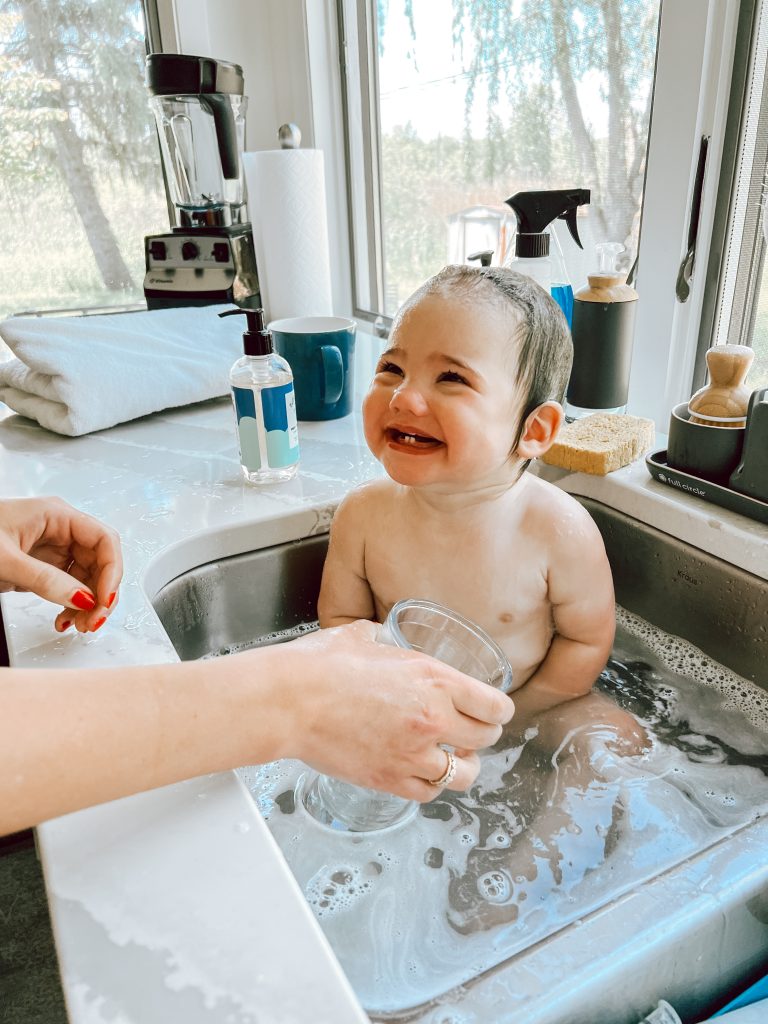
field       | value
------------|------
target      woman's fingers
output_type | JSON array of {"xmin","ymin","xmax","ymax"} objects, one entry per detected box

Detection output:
[
  {"xmin": 66, "ymin": 520, "xmax": 123, "ymax": 609},
  {"xmin": 446, "ymin": 669, "xmax": 515, "ymax": 731},
  {"xmin": 398, "ymin": 750, "xmax": 481, "ymax": 802},
  {"xmin": 0, "ymin": 498, "xmax": 124, "ymax": 632},
  {"xmin": 54, "ymin": 606, "xmax": 110, "ymax": 634},
  {"xmin": 1, "ymin": 550, "xmax": 96, "ymax": 611}
]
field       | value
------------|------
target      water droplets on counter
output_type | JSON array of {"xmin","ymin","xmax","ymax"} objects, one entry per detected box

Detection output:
[{"xmin": 228, "ymin": 609, "xmax": 768, "ymax": 1016}]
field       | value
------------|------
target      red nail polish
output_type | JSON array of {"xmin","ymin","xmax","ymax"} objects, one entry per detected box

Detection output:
[
  {"xmin": 72, "ymin": 590, "xmax": 96, "ymax": 611},
  {"xmin": 58, "ymin": 620, "xmax": 71, "ymax": 632},
  {"xmin": 107, "ymin": 592, "xmax": 117, "ymax": 608},
  {"xmin": 92, "ymin": 616, "xmax": 107, "ymax": 631}
]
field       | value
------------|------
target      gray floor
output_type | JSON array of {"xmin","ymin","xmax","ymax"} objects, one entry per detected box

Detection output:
[{"xmin": 0, "ymin": 834, "xmax": 68, "ymax": 1024}]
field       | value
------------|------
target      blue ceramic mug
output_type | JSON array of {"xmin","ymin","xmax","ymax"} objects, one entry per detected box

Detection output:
[{"xmin": 268, "ymin": 316, "xmax": 356, "ymax": 421}]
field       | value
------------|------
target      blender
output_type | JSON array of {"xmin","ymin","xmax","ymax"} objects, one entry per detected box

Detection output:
[{"xmin": 143, "ymin": 53, "xmax": 260, "ymax": 309}]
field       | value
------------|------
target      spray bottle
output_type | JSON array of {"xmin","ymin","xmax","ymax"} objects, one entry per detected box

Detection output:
[
  {"xmin": 565, "ymin": 242, "xmax": 639, "ymax": 419},
  {"xmin": 504, "ymin": 189, "xmax": 591, "ymax": 326},
  {"xmin": 220, "ymin": 307, "xmax": 300, "ymax": 484}
]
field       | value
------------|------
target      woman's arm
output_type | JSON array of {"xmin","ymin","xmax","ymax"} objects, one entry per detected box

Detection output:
[{"xmin": 1, "ymin": 619, "xmax": 514, "ymax": 836}]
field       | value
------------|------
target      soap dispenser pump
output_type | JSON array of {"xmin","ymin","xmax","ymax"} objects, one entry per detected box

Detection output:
[{"xmin": 219, "ymin": 307, "xmax": 300, "ymax": 484}]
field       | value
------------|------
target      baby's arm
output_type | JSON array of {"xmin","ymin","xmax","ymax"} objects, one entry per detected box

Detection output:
[
  {"xmin": 513, "ymin": 503, "xmax": 615, "ymax": 721},
  {"xmin": 318, "ymin": 487, "xmax": 377, "ymax": 627}
]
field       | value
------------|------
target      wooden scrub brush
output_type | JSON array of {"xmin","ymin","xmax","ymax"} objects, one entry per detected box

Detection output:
[{"xmin": 688, "ymin": 344, "xmax": 754, "ymax": 428}]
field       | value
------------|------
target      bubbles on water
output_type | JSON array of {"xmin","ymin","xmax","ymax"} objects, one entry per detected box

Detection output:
[
  {"xmin": 476, "ymin": 870, "xmax": 513, "ymax": 904},
  {"xmin": 202, "ymin": 620, "xmax": 319, "ymax": 659},
  {"xmin": 616, "ymin": 607, "xmax": 768, "ymax": 729},
  {"xmin": 488, "ymin": 830, "xmax": 511, "ymax": 848},
  {"xmin": 305, "ymin": 863, "xmax": 375, "ymax": 918}
]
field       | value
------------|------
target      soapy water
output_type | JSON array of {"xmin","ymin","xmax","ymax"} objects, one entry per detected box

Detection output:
[
  {"xmin": 233, "ymin": 608, "xmax": 768, "ymax": 1016},
  {"xmin": 201, "ymin": 620, "xmax": 318, "ymax": 659}
]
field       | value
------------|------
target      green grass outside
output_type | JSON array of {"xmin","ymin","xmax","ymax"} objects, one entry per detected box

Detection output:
[{"xmin": 1, "ymin": 175, "xmax": 167, "ymax": 319}]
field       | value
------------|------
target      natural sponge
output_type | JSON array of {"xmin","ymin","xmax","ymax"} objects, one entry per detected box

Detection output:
[{"xmin": 541, "ymin": 413, "xmax": 655, "ymax": 475}]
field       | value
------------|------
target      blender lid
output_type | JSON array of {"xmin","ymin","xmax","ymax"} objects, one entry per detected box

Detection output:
[{"xmin": 146, "ymin": 53, "xmax": 244, "ymax": 97}]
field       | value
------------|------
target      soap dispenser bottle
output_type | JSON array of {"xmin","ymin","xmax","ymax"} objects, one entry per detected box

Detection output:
[
  {"xmin": 565, "ymin": 242, "xmax": 638, "ymax": 420},
  {"xmin": 219, "ymin": 307, "xmax": 300, "ymax": 484},
  {"xmin": 504, "ymin": 188, "xmax": 591, "ymax": 326}
]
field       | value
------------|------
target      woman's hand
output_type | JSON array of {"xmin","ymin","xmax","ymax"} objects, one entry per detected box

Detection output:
[
  {"xmin": 0, "ymin": 496, "xmax": 123, "ymax": 632},
  {"xmin": 264, "ymin": 619, "xmax": 515, "ymax": 801}
]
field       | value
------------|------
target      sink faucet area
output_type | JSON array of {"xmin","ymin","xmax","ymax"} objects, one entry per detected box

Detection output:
[{"xmin": 0, "ymin": 392, "xmax": 767, "ymax": 1024}]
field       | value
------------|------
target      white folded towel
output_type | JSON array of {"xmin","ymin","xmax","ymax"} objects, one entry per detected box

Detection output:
[{"xmin": 0, "ymin": 304, "xmax": 244, "ymax": 436}]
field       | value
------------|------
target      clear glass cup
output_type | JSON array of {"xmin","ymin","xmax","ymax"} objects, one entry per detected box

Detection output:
[{"xmin": 301, "ymin": 599, "xmax": 513, "ymax": 833}]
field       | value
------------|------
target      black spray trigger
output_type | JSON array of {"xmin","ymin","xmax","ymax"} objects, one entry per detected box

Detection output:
[{"xmin": 559, "ymin": 206, "xmax": 584, "ymax": 250}]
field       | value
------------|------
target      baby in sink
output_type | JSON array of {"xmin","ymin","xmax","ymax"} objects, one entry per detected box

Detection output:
[
  {"xmin": 318, "ymin": 265, "xmax": 647, "ymax": 931},
  {"xmin": 319, "ymin": 264, "xmax": 616, "ymax": 728}
]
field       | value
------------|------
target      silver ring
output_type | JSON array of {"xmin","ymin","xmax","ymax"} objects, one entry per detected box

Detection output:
[{"xmin": 428, "ymin": 749, "xmax": 457, "ymax": 788}]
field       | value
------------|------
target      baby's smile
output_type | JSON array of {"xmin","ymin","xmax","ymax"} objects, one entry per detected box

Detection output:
[{"xmin": 387, "ymin": 426, "xmax": 444, "ymax": 451}]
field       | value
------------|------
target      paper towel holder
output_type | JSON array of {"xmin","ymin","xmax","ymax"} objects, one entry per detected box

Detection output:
[{"xmin": 278, "ymin": 123, "xmax": 302, "ymax": 149}]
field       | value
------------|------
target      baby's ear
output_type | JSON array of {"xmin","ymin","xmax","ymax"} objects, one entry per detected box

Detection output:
[{"xmin": 516, "ymin": 401, "xmax": 564, "ymax": 459}]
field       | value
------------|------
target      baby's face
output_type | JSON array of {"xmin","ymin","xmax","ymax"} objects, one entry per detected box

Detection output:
[{"xmin": 363, "ymin": 294, "xmax": 525, "ymax": 490}]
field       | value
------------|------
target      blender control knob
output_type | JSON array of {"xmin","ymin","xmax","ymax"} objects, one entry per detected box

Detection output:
[{"xmin": 181, "ymin": 240, "xmax": 199, "ymax": 261}]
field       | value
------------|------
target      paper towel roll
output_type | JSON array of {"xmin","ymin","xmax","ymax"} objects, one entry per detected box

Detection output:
[{"xmin": 243, "ymin": 149, "xmax": 334, "ymax": 322}]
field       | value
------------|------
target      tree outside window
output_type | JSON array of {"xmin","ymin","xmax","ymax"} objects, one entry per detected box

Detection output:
[
  {"xmin": 375, "ymin": 0, "xmax": 660, "ymax": 314},
  {"xmin": 0, "ymin": 0, "xmax": 167, "ymax": 318}
]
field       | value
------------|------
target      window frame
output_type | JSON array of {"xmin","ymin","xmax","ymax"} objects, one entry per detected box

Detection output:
[
  {"xmin": 337, "ymin": 0, "xmax": 386, "ymax": 326},
  {"xmin": 695, "ymin": 0, "xmax": 766, "ymax": 379}
]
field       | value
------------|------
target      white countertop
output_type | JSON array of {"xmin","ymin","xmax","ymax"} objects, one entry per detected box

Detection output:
[{"xmin": 1, "ymin": 366, "xmax": 767, "ymax": 1024}]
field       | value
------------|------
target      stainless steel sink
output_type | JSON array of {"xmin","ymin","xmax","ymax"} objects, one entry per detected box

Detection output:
[
  {"xmin": 151, "ymin": 498, "xmax": 768, "ymax": 1024},
  {"xmin": 152, "ymin": 532, "xmax": 328, "ymax": 661}
]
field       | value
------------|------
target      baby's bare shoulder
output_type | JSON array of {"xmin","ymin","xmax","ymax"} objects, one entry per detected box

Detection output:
[
  {"xmin": 332, "ymin": 478, "xmax": 398, "ymax": 526},
  {"xmin": 523, "ymin": 476, "xmax": 603, "ymax": 547}
]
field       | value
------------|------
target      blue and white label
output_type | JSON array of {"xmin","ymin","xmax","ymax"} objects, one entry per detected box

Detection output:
[{"xmin": 232, "ymin": 383, "xmax": 300, "ymax": 471}]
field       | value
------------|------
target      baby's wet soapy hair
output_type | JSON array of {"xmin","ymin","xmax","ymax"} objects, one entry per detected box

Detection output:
[{"xmin": 394, "ymin": 265, "xmax": 573, "ymax": 464}]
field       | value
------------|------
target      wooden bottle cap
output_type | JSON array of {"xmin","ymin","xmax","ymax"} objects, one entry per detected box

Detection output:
[{"xmin": 575, "ymin": 273, "xmax": 638, "ymax": 303}]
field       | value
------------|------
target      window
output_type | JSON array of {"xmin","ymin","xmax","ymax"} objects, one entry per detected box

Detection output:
[
  {"xmin": 701, "ymin": 0, "xmax": 768, "ymax": 392},
  {"xmin": 0, "ymin": 0, "xmax": 167, "ymax": 318},
  {"xmin": 340, "ymin": 0, "xmax": 661, "ymax": 321}
]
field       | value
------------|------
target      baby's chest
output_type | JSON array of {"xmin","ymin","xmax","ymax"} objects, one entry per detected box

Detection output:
[{"xmin": 364, "ymin": 529, "xmax": 548, "ymax": 629}]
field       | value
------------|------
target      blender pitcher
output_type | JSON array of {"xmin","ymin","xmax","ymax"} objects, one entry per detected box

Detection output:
[
  {"xmin": 143, "ymin": 54, "xmax": 260, "ymax": 309},
  {"xmin": 147, "ymin": 53, "xmax": 247, "ymax": 228}
]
